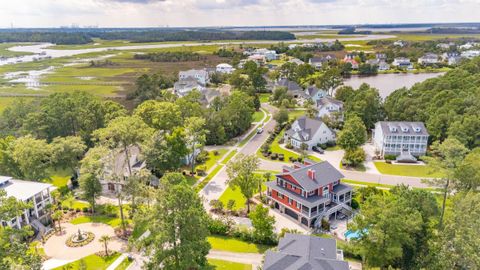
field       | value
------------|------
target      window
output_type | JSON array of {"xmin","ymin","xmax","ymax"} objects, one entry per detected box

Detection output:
[
  {"xmin": 278, "ymin": 192, "xmax": 284, "ymax": 199},
  {"xmin": 288, "ymin": 198, "xmax": 293, "ymax": 205}
]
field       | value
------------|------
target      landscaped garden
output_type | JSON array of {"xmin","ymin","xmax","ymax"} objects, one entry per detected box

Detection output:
[{"xmin": 374, "ymin": 162, "xmax": 442, "ymax": 178}]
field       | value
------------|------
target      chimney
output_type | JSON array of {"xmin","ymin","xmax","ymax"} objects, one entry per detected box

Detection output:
[{"xmin": 307, "ymin": 169, "xmax": 316, "ymax": 180}]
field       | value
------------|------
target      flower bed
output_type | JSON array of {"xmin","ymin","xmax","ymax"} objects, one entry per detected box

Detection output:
[{"xmin": 66, "ymin": 231, "xmax": 95, "ymax": 247}]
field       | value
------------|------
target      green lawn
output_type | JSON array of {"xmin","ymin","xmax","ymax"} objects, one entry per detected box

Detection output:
[
  {"xmin": 46, "ymin": 167, "xmax": 73, "ymax": 187},
  {"xmin": 115, "ymin": 257, "xmax": 133, "ymax": 270},
  {"xmin": 61, "ymin": 199, "xmax": 90, "ymax": 210},
  {"xmin": 195, "ymin": 164, "xmax": 225, "ymax": 192},
  {"xmin": 258, "ymin": 93, "xmax": 271, "ymax": 103},
  {"xmin": 53, "ymin": 253, "xmax": 121, "ymax": 270},
  {"xmin": 69, "ymin": 215, "xmax": 123, "ymax": 228},
  {"xmin": 374, "ymin": 162, "xmax": 442, "ymax": 178},
  {"xmin": 207, "ymin": 235, "xmax": 272, "ymax": 254},
  {"xmin": 207, "ymin": 259, "xmax": 252, "ymax": 270},
  {"xmin": 219, "ymin": 174, "xmax": 267, "ymax": 211},
  {"xmin": 221, "ymin": 150, "xmax": 237, "ymax": 164},
  {"xmin": 288, "ymin": 109, "xmax": 306, "ymax": 121},
  {"xmin": 203, "ymin": 149, "xmax": 228, "ymax": 171},
  {"xmin": 252, "ymin": 109, "xmax": 266, "ymax": 122}
]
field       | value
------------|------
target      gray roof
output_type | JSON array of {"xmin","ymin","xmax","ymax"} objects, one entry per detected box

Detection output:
[
  {"xmin": 376, "ymin": 121, "xmax": 429, "ymax": 136},
  {"xmin": 316, "ymin": 97, "xmax": 343, "ymax": 107},
  {"xmin": 275, "ymin": 160, "xmax": 344, "ymax": 192},
  {"xmin": 264, "ymin": 234, "xmax": 349, "ymax": 270},
  {"xmin": 277, "ymin": 78, "xmax": 303, "ymax": 92},
  {"xmin": 305, "ymin": 86, "xmax": 320, "ymax": 97},
  {"xmin": 107, "ymin": 145, "xmax": 146, "ymax": 178},
  {"xmin": 285, "ymin": 116, "xmax": 331, "ymax": 142}
]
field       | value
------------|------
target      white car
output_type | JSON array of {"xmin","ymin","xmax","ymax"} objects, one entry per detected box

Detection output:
[{"xmin": 256, "ymin": 127, "xmax": 264, "ymax": 134}]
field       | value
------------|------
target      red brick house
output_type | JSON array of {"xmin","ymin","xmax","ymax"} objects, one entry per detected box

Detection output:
[{"xmin": 266, "ymin": 159, "xmax": 353, "ymax": 228}]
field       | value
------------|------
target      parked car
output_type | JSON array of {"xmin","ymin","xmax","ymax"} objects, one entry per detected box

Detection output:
[
  {"xmin": 257, "ymin": 127, "xmax": 264, "ymax": 134},
  {"xmin": 312, "ymin": 146, "xmax": 324, "ymax": 154}
]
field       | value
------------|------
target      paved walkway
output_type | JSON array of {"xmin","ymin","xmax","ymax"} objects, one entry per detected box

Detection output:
[
  {"xmin": 43, "ymin": 222, "xmax": 127, "ymax": 268},
  {"xmin": 106, "ymin": 253, "xmax": 127, "ymax": 270},
  {"xmin": 207, "ymin": 250, "xmax": 263, "ymax": 269}
]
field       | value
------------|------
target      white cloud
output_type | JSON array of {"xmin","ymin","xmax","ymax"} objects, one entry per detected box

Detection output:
[{"xmin": 0, "ymin": 0, "xmax": 478, "ymax": 27}]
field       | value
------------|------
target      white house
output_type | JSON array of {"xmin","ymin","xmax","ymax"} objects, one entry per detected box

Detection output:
[
  {"xmin": 461, "ymin": 50, "xmax": 480, "ymax": 59},
  {"xmin": 392, "ymin": 57, "xmax": 413, "ymax": 69},
  {"xmin": 442, "ymin": 52, "xmax": 462, "ymax": 65},
  {"xmin": 393, "ymin": 40, "xmax": 407, "ymax": 47},
  {"xmin": 174, "ymin": 77, "xmax": 206, "ymax": 96},
  {"xmin": 216, "ymin": 63, "xmax": 235, "ymax": 74},
  {"xmin": 249, "ymin": 48, "xmax": 278, "ymax": 61},
  {"xmin": 179, "ymin": 69, "xmax": 210, "ymax": 85},
  {"xmin": 366, "ymin": 59, "xmax": 390, "ymax": 71},
  {"xmin": 305, "ymin": 86, "xmax": 328, "ymax": 103},
  {"xmin": 0, "ymin": 176, "xmax": 53, "ymax": 233},
  {"xmin": 418, "ymin": 53, "xmax": 439, "ymax": 65},
  {"xmin": 373, "ymin": 121, "xmax": 429, "ymax": 157},
  {"xmin": 316, "ymin": 97, "xmax": 344, "ymax": 121},
  {"xmin": 284, "ymin": 116, "xmax": 336, "ymax": 149}
]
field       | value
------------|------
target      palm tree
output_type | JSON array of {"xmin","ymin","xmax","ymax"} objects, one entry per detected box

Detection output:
[
  {"xmin": 99, "ymin": 235, "xmax": 111, "ymax": 256},
  {"xmin": 51, "ymin": 210, "xmax": 63, "ymax": 232}
]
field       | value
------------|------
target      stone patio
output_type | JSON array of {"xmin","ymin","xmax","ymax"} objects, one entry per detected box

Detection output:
[{"xmin": 43, "ymin": 222, "xmax": 127, "ymax": 261}]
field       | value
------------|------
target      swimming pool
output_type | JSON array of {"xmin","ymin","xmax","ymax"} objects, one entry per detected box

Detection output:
[{"xmin": 344, "ymin": 230, "xmax": 362, "ymax": 240}]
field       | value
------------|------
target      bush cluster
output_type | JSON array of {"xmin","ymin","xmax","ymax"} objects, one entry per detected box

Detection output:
[{"xmin": 208, "ymin": 217, "xmax": 278, "ymax": 246}]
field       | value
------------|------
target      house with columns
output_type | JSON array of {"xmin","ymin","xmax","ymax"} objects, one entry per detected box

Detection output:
[
  {"xmin": 0, "ymin": 176, "xmax": 53, "ymax": 231},
  {"xmin": 266, "ymin": 159, "xmax": 353, "ymax": 228}
]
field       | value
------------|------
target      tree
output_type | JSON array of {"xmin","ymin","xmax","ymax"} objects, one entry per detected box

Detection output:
[
  {"xmin": 184, "ymin": 117, "xmax": 207, "ymax": 173},
  {"xmin": 343, "ymin": 147, "xmax": 366, "ymax": 167},
  {"xmin": 122, "ymin": 169, "xmax": 152, "ymax": 213},
  {"xmin": 274, "ymin": 109, "xmax": 289, "ymax": 126},
  {"xmin": 305, "ymin": 102, "xmax": 318, "ymax": 118},
  {"xmin": 52, "ymin": 210, "xmax": 63, "ymax": 232},
  {"xmin": 0, "ymin": 226, "xmax": 42, "ymax": 269},
  {"xmin": 226, "ymin": 154, "xmax": 259, "ymax": 213},
  {"xmin": 423, "ymin": 138, "xmax": 469, "ymax": 227},
  {"xmin": 337, "ymin": 115, "xmax": 367, "ymax": 151},
  {"xmin": 11, "ymin": 136, "xmax": 52, "ymax": 181},
  {"xmin": 99, "ymin": 235, "xmax": 111, "ymax": 256},
  {"xmin": 143, "ymin": 176, "xmax": 211, "ymax": 270},
  {"xmin": 50, "ymin": 136, "xmax": 86, "ymax": 174},
  {"xmin": 78, "ymin": 173, "xmax": 101, "ymax": 213},
  {"xmin": 261, "ymin": 172, "xmax": 272, "ymax": 200},
  {"xmin": 349, "ymin": 191, "xmax": 423, "ymax": 269},
  {"xmin": 316, "ymin": 67, "xmax": 343, "ymax": 96},
  {"xmin": 94, "ymin": 116, "xmax": 153, "ymax": 175},
  {"xmin": 343, "ymin": 84, "xmax": 385, "ymax": 129},
  {"xmin": 102, "ymin": 100, "xmax": 127, "ymax": 123},
  {"xmin": 431, "ymin": 192, "xmax": 480, "ymax": 270},
  {"xmin": 133, "ymin": 100, "xmax": 182, "ymax": 131},
  {"xmin": 249, "ymin": 205, "xmax": 275, "ymax": 244},
  {"xmin": 454, "ymin": 148, "xmax": 480, "ymax": 191},
  {"xmin": 143, "ymin": 128, "xmax": 189, "ymax": 175}
]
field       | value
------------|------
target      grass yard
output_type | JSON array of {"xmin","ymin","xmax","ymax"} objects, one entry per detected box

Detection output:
[
  {"xmin": 115, "ymin": 257, "xmax": 134, "ymax": 270},
  {"xmin": 46, "ymin": 167, "xmax": 73, "ymax": 187},
  {"xmin": 53, "ymin": 252, "xmax": 121, "ymax": 270},
  {"xmin": 258, "ymin": 93, "xmax": 271, "ymax": 103},
  {"xmin": 221, "ymin": 149, "xmax": 238, "ymax": 164},
  {"xmin": 203, "ymin": 149, "xmax": 228, "ymax": 171},
  {"xmin": 0, "ymin": 97, "xmax": 36, "ymax": 113},
  {"xmin": 69, "ymin": 215, "xmax": 124, "ymax": 228},
  {"xmin": 219, "ymin": 182, "xmax": 267, "ymax": 211},
  {"xmin": 61, "ymin": 199, "xmax": 90, "ymax": 210},
  {"xmin": 252, "ymin": 109, "xmax": 266, "ymax": 122},
  {"xmin": 288, "ymin": 109, "xmax": 306, "ymax": 121},
  {"xmin": 195, "ymin": 164, "xmax": 225, "ymax": 192},
  {"xmin": 207, "ymin": 259, "xmax": 252, "ymax": 270},
  {"xmin": 374, "ymin": 162, "xmax": 442, "ymax": 178},
  {"xmin": 207, "ymin": 235, "xmax": 272, "ymax": 254}
]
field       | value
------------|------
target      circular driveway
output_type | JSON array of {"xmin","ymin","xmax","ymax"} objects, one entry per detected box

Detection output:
[{"xmin": 44, "ymin": 222, "xmax": 127, "ymax": 260}]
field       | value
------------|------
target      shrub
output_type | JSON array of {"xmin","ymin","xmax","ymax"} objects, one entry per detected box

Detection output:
[
  {"xmin": 226, "ymin": 199, "xmax": 236, "ymax": 212},
  {"xmin": 209, "ymin": 200, "xmax": 224, "ymax": 212},
  {"xmin": 289, "ymin": 156, "xmax": 296, "ymax": 162},
  {"xmin": 318, "ymin": 143, "xmax": 328, "ymax": 149},
  {"xmin": 285, "ymin": 142, "xmax": 293, "ymax": 149},
  {"xmin": 384, "ymin": 154, "xmax": 396, "ymax": 161},
  {"xmin": 271, "ymin": 153, "xmax": 278, "ymax": 160},
  {"xmin": 321, "ymin": 218, "xmax": 330, "ymax": 231},
  {"xmin": 208, "ymin": 218, "xmax": 231, "ymax": 235},
  {"xmin": 350, "ymin": 199, "xmax": 360, "ymax": 209},
  {"xmin": 98, "ymin": 204, "xmax": 117, "ymax": 217},
  {"xmin": 82, "ymin": 207, "xmax": 90, "ymax": 213},
  {"xmin": 326, "ymin": 140, "xmax": 336, "ymax": 147},
  {"xmin": 195, "ymin": 150, "xmax": 209, "ymax": 164},
  {"xmin": 213, "ymin": 150, "xmax": 219, "ymax": 156},
  {"xmin": 278, "ymin": 154, "xmax": 285, "ymax": 161},
  {"xmin": 278, "ymin": 138, "xmax": 285, "ymax": 144},
  {"xmin": 344, "ymin": 148, "xmax": 366, "ymax": 166}
]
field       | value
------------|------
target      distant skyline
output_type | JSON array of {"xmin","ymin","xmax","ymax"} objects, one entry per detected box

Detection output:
[{"xmin": 1, "ymin": 0, "xmax": 479, "ymax": 28}]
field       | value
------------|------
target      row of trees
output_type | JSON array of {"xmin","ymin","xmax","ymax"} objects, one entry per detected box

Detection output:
[{"xmin": 133, "ymin": 51, "xmax": 206, "ymax": 62}]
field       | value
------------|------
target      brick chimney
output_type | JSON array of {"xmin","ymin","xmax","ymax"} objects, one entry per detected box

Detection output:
[{"xmin": 307, "ymin": 169, "xmax": 316, "ymax": 180}]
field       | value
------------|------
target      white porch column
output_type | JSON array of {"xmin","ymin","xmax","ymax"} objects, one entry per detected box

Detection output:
[{"xmin": 24, "ymin": 210, "xmax": 30, "ymax": 225}]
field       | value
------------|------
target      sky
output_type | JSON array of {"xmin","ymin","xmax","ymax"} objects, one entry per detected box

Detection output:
[{"xmin": 0, "ymin": 0, "xmax": 479, "ymax": 28}]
